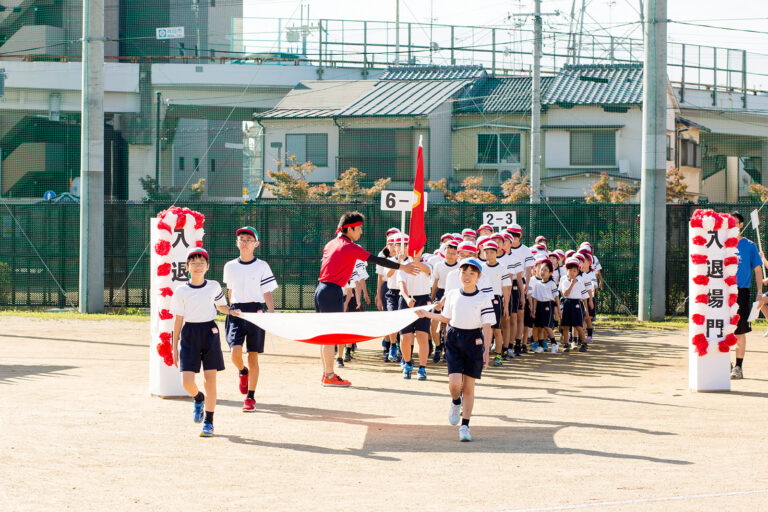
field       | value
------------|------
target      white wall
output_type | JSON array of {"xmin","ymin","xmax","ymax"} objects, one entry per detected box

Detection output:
[
  {"xmin": 428, "ymin": 101, "xmax": 453, "ymax": 182},
  {"xmin": 261, "ymin": 119, "xmax": 339, "ymax": 182},
  {"xmin": 128, "ymin": 145, "xmax": 155, "ymax": 201}
]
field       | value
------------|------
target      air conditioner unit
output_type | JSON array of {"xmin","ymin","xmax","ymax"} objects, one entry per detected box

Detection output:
[
  {"xmin": 618, "ymin": 159, "xmax": 630, "ymax": 174},
  {"xmin": 498, "ymin": 169, "xmax": 514, "ymax": 184}
]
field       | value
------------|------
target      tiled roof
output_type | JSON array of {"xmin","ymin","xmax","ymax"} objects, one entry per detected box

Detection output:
[
  {"xmin": 257, "ymin": 108, "xmax": 338, "ymax": 119},
  {"xmin": 338, "ymin": 79, "xmax": 473, "ymax": 117},
  {"xmin": 457, "ymin": 76, "xmax": 555, "ymax": 113},
  {"xmin": 381, "ymin": 65, "xmax": 487, "ymax": 81},
  {"xmin": 543, "ymin": 64, "xmax": 643, "ymax": 106},
  {"xmin": 255, "ymin": 80, "xmax": 376, "ymax": 119}
]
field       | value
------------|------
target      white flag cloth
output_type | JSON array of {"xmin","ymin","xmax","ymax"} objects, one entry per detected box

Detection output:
[{"xmin": 239, "ymin": 305, "xmax": 432, "ymax": 345}]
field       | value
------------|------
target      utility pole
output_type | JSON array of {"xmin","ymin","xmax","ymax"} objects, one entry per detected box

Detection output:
[
  {"xmin": 395, "ymin": 0, "xmax": 400, "ymax": 65},
  {"xmin": 79, "ymin": 0, "xmax": 105, "ymax": 313},
  {"xmin": 638, "ymin": 0, "xmax": 667, "ymax": 321},
  {"xmin": 530, "ymin": 0, "xmax": 542, "ymax": 205},
  {"xmin": 155, "ymin": 91, "xmax": 161, "ymax": 195}
]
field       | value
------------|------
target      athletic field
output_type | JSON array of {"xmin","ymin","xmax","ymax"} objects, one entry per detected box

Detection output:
[{"xmin": 2, "ymin": 315, "xmax": 767, "ymax": 511}]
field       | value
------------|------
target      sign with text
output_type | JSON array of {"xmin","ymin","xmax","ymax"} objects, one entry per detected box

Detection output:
[
  {"xmin": 482, "ymin": 210, "xmax": 517, "ymax": 228},
  {"xmin": 156, "ymin": 26, "xmax": 185, "ymax": 40},
  {"xmin": 380, "ymin": 190, "xmax": 428, "ymax": 212}
]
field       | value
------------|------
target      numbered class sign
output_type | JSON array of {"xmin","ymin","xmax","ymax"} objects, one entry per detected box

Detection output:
[
  {"xmin": 483, "ymin": 211, "xmax": 517, "ymax": 228},
  {"xmin": 381, "ymin": 190, "xmax": 428, "ymax": 212}
]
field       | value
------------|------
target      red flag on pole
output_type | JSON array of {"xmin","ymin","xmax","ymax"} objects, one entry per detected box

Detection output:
[{"xmin": 408, "ymin": 137, "xmax": 426, "ymax": 257}]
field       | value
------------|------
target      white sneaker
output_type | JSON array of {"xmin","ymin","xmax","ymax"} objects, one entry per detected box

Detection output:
[
  {"xmin": 449, "ymin": 400, "xmax": 462, "ymax": 426},
  {"xmin": 458, "ymin": 425, "xmax": 472, "ymax": 442},
  {"xmin": 534, "ymin": 345, "xmax": 544, "ymax": 353},
  {"xmin": 570, "ymin": 341, "xmax": 579, "ymax": 350},
  {"xmin": 550, "ymin": 342, "xmax": 558, "ymax": 354},
  {"xmin": 730, "ymin": 366, "xmax": 744, "ymax": 380}
]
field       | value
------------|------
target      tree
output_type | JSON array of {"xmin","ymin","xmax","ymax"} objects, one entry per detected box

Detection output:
[
  {"xmin": 749, "ymin": 183, "xmax": 768, "ymax": 202},
  {"xmin": 666, "ymin": 167, "xmax": 688, "ymax": 203},
  {"xmin": 189, "ymin": 178, "xmax": 206, "ymax": 200},
  {"xmin": 428, "ymin": 176, "xmax": 497, "ymax": 203},
  {"xmin": 584, "ymin": 173, "xmax": 637, "ymax": 204},
  {"xmin": 139, "ymin": 175, "xmax": 180, "ymax": 203},
  {"xmin": 500, "ymin": 173, "xmax": 531, "ymax": 203},
  {"xmin": 331, "ymin": 168, "xmax": 391, "ymax": 201}
]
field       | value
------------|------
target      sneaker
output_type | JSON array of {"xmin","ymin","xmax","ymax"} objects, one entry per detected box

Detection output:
[
  {"xmin": 417, "ymin": 367, "xmax": 427, "ymax": 380},
  {"xmin": 562, "ymin": 342, "xmax": 570, "ymax": 353},
  {"xmin": 321, "ymin": 373, "xmax": 351, "ymax": 387},
  {"xmin": 242, "ymin": 397, "xmax": 256, "ymax": 412},
  {"xmin": 458, "ymin": 425, "xmax": 472, "ymax": 442},
  {"xmin": 534, "ymin": 343, "xmax": 544, "ymax": 354},
  {"xmin": 336, "ymin": 357, "xmax": 345, "ymax": 368},
  {"xmin": 540, "ymin": 340, "xmax": 549, "ymax": 352},
  {"xmin": 579, "ymin": 342, "xmax": 588, "ymax": 352},
  {"xmin": 238, "ymin": 372, "xmax": 248, "ymax": 395},
  {"xmin": 550, "ymin": 342, "xmax": 558, "ymax": 354},
  {"xmin": 570, "ymin": 341, "xmax": 579, "ymax": 351},
  {"xmin": 731, "ymin": 365, "xmax": 744, "ymax": 380},
  {"xmin": 586, "ymin": 335, "xmax": 593, "ymax": 344},
  {"xmin": 193, "ymin": 400, "xmax": 204, "ymax": 424},
  {"xmin": 388, "ymin": 344, "xmax": 398, "ymax": 362},
  {"xmin": 493, "ymin": 354, "xmax": 503, "ymax": 367},
  {"xmin": 449, "ymin": 399, "xmax": 462, "ymax": 425},
  {"xmin": 396, "ymin": 348, "xmax": 403, "ymax": 363},
  {"xmin": 199, "ymin": 421, "xmax": 214, "ymax": 437},
  {"xmin": 521, "ymin": 344, "xmax": 529, "ymax": 354},
  {"xmin": 351, "ymin": 343, "xmax": 357, "ymax": 356},
  {"xmin": 502, "ymin": 350, "xmax": 510, "ymax": 361},
  {"xmin": 403, "ymin": 362, "xmax": 413, "ymax": 379},
  {"xmin": 513, "ymin": 345, "xmax": 522, "ymax": 357},
  {"xmin": 531, "ymin": 341, "xmax": 540, "ymax": 352},
  {"xmin": 343, "ymin": 350, "xmax": 352, "ymax": 362},
  {"xmin": 432, "ymin": 345, "xmax": 442, "ymax": 364}
]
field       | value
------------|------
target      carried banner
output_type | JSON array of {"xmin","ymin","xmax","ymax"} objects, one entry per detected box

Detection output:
[{"xmin": 239, "ymin": 306, "xmax": 432, "ymax": 345}]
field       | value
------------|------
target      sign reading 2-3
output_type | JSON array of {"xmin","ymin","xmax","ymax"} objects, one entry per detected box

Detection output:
[{"xmin": 483, "ymin": 210, "xmax": 517, "ymax": 228}]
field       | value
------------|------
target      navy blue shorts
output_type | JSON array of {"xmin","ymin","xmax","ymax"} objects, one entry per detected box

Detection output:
[
  {"xmin": 445, "ymin": 326, "xmax": 485, "ymax": 380},
  {"xmin": 523, "ymin": 297, "xmax": 534, "ymax": 328},
  {"xmin": 560, "ymin": 299, "xmax": 583, "ymax": 327},
  {"xmin": 399, "ymin": 294, "xmax": 431, "ymax": 334},
  {"xmin": 587, "ymin": 295, "xmax": 596, "ymax": 319},
  {"xmin": 225, "ymin": 302, "xmax": 265, "ymax": 353},
  {"xmin": 385, "ymin": 289, "xmax": 400, "ymax": 312},
  {"xmin": 534, "ymin": 300, "xmax": 553, "ymax": 328},
  {"xmin": 315, "ymin": 282, "xmax": 344, "ymax": 313},
  {"xmin": 491, "ymin": 295, "xmax": 503, "ymax": 329},
  {"xmin": 510, "ymin": 287, "xmax": 521, "ymax": 314},
  {"xmin": 179, "ymin": 320, "xmax": 226, "ymax": 373},
  {"xmin": 379, "ymin": 281, "xmax": 389, "ymax": 307},
  {"xmin": 434, "ymin": 288, "xmax": 445, "ymax": 301}
]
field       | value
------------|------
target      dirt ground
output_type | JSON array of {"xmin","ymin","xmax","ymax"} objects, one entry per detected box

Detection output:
[{"xmin": 2, "ymin": 315, "xmax": 768, "ymax": 512}]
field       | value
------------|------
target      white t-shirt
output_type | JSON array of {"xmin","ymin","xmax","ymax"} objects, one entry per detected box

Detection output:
[
  {"xmin": 442, "ymin": 288, "xmax": 496, "ymax": 329},
  {"xmin": 592, "ymin": 254, "xmax": 602, "ymax": 272},
  {"xmin": 502, "ymin": 250, "xmax": 524, "ymax": 287},
  {"xmin": 582, "ymin": 269, "xmax": 597, "ymax": 291},
  {"xmin": 509, "ymin": 244, "xmax": 534, "ymax": 272},
  {"xmin": 445, "ymin": 268, "xmax": 493, "ymax": 296},
  {"xmin": 481, "ymin": 261, "xmax": 508, "ymax": 296},
  {"xmin": 385, "ymin": 256, "xmax": 401, "ymax": 290},
  {"xmin": 397, "ymin": 258, "xmax": 432, "ymax": 296},
  {"xmin": 551, "ymin": 266, "xmax": 562, "ymax": 287},
  {"xmin": 527, "ymin": 277, "xmax": 558, "ymax": 302},
  {"xmin": 432, "ymin": 260, "xmax": 458, "ymax": 289},
  {"xmin": 375, "ymin": 250, "xmax": 391, "ymax": 278},
  {"xmin": 170, "ymin": 280, "xmax": 227, "ymax": 323},
  {"xmin": 223, "ymin": 258, "xmax": 278, "ymax": 304},
  {"xmin": 579, "ymin": 272, "xmax": 595, "ymax": 296},
  {"xmin": 559, "ymin": 274, "xmax": 589, "ymax": 300}
]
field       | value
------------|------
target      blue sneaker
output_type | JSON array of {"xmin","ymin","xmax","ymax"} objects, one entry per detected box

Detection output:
[
  {"xmin": 388, "ymin": 344, "xmax": 398, "ymax": 362},
  {"xmin": 193, "ymin": 400, "xmax": 204, "ymax": 424},
  {"xmin": 199, "ymin": 421, "xmax": 214, "ymax": 437},
  {"xmin": 417, "ymin": 367, "xmax": 427, "ymax": 380},
  {"xmin": 403, "ymin": 362, "xmax": 413, "ymax": 379},
  {"xmin": 531, "ymin": 341, "xmax": 540, "ymax": 353},
  {"xmin": 540, "ymin": 340, "xmax": 549, "ymax": 352}
]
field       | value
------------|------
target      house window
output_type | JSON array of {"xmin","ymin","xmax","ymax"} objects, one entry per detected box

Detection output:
[
  {"xmin": 477, "ymin": 133, "xmax": 521, "ymax": 165},
  {"xmin": 666, "ymin": 134, "xmax": 673, "ymax": 161},
  {"xmin": 179, "ymin": 157, "xmax": 185, "ymax": 171},
  {"xmin": 339, "ymin": 128, "xmax": 426, "ymax": 181},
  {"xmin": 194, "ymin": 158, "xmax": 200, "ymax": 171},
  {"xmin": 210, "ymin": 159, "xmax": 215, "ymax": 173},
  {"xmin": 570, "ymin": 130, "xmax": 616, "ymax": 166},
  {"xmin": 286, "ymin": 133, "xmax": 328, "ymax": 167},
  {"xmin": 680, "ymin": 139, "xmax": 699, "ymax": 168}
]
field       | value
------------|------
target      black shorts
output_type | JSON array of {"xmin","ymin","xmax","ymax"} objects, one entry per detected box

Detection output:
[
  {"xmin": 434, "ymin": 288, "xmax": 445, "ymax": 301},
  {"xmin": 534, "ymin": 300, "xmax": 553, "ymax": 328},
  {"xmin": 587, "ymin": 295, "xmax": 596, "ymax": 318},
  {"xmin": 560, "ymin": 299, "xmax": 583, "ymax": 327},
  {"xmin": 523, "ymin": 297, "xmax": 534, "ymax": 328},
  {"xmin": 510, "ymin": 287, "xmax": 521, "ymax": 315},
  {"xmin": 314, "ymin": 282, "xmax": 344, "ymax": 313},
  {"xmin": 735, "ymin": 287, "xmax": 752, "ymax": 335},
  {"xmin": 179, "ymin": 320, "xmax": 226, "ymax": 373},
  {"xmin": 445, "ymin": 326, "xmax": 485, "ymax": 380},
  {"xmin": 225, "ymin": 302, "xmax": 265, "ymax": 353},
  {"xmin": 491, "ymin": 295, "xmax": 503, "ymax": 329},
  {"xmin": 399, "ymin": 294, "xmax": 431, "ymax": 334},
  {"xmin": 385, "ymin": 289, "xmax": 400, "ymax": 312}
]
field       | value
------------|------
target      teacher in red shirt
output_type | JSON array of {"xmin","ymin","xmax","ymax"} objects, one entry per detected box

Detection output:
[{"xmin": 316, "ymin": 211, "xmax": 419, "ymax": 387}]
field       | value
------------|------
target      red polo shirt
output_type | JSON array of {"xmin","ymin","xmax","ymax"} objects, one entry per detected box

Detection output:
[{"xmin": 318, "ymin": 235, "xmax": 371, "ymax": 287}]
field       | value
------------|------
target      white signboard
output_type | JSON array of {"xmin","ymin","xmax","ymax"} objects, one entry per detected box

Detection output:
[
  {"xmin": 381, "ymin": 190, "xmax": 428, "ymax": 212},
  {"xmin": 156, "ymin": 26, "xmax": 185, "ymax": 40},
  {"xmin": 482, "ymin": 210, "xmax": 517, "ymax": 228}
]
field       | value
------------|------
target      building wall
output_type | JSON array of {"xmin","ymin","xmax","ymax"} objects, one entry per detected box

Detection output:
[
  {"xmin": 261, "ymin": 119, "xmax": 339, "ymax": 183},
  {"xmin": 427, "ymin": 102, "xmax": 453, "ymax": 183}
]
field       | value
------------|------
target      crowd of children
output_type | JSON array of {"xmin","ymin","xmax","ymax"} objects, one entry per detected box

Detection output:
[{"xmin": 169, "ymin": 216, "xmax": 603, "ymax": 442}]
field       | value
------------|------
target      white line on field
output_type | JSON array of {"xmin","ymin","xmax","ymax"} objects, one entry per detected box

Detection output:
[{"xmin": 499, "ymin": 488, "xmax": 768, "ymax": 512}]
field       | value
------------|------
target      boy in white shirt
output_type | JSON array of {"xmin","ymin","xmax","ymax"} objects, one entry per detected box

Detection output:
[
  {"xmin": 416, "ymin": 258, "xmax": 494, "ymax": 442},
  {"xmin": 481, "ymin": 240, "xmax": 511, "ymax": 366},
  {"xmin": 430, "ymin": 241, "xmax": 459, "ymax": 363},
  {"xmin": 397, "ymin": 248, "xmax": 434, "ymax": 380},
  {"xmin": 172, "ymin": 248, "xmax": 234, "ymax": 437},
  {"xmin": 222, "ymin": 227, "xmax": 278, "ymax": 412},
  {"xmin": 559, "ymin": 258, "xmax": 588, "ymax": 351}
]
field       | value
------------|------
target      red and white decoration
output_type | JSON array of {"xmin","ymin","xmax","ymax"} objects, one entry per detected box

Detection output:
[
  {"xmin": 688, "ymin": 209, "xmax": 738, "ymax": 391},
  {"xmin": 150, "ymin": 206, "xmax": 205, "ymax": 397}
]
